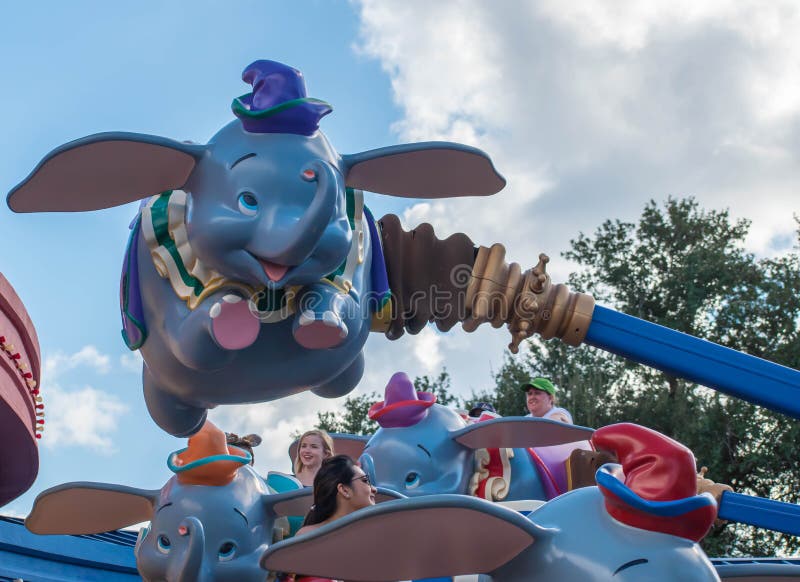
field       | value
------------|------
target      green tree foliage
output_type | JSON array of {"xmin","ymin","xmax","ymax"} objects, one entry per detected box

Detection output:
[
  {"xmin": 315, "ymin": 392, "xmax": 380, "ymax": 436},
  {"xmin": 508, "ymin": 197, "xmax": 800, "ymax": 557},
  {"xmin": 413, "ymin": 369, "xmax": 459, "ymax": 407}
]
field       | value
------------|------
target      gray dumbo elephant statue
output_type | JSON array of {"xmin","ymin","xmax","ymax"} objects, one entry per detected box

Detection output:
[
  {"xmin": 264, "ymin": 423, "xmax": 721, "ymax": 581},
  {"xmin": 25, "ymin": 422, "xmax": 308, "ymax": 581},
  {"xmin": 12, "ymin": 59, "xmax": 591, "ymax": 438},
  {"xmin": 25, "ymin": 421, "xmax": 403, "ymax": 581},
  {"xmin": 291, "ymin": 372, "xmax": 596, "ymax": 501}
]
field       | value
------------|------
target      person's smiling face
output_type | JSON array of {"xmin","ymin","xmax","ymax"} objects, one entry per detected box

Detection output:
[
  {"xmin": 526, "ymin": 387, "xmax": 554, "ymax": 417},
  {"xmin": 299, "ymin": 435, "xmax": 328, "ymax": 470},
  {"xmin": 347, "ymin": 466, "xmax": 377, "ymax": 509}
]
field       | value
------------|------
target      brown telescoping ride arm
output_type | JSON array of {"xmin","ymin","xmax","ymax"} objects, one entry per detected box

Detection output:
[{"xmin": 374, "ymin": 215, "xmax": 595, "ymax": 353}]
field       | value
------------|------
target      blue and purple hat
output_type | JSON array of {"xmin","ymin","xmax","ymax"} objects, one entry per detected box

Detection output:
[
  {"xmin": 231, "ymin": 60, "xmax": 332, "ymax": 136},
  {"xmin": 368, "ymin": 372, "xmax": 436, "ymax": 428}
]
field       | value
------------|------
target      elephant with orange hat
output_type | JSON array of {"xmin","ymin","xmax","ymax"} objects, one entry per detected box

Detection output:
[
  {"xmin": 25, "ymin": 421, "xmax": 404, "ymax": 581},
  {"xmin": 26, "ymin": 422, "xmax": 322, "ymax": 581}
]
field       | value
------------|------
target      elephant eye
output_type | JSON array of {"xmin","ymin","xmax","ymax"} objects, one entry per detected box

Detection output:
[
  {"xmin": 218, "ymin": 541, "xmax": 237, "ymax": 561},
  {"xmin": 157, "ymin": 534, "xmax": 171, "ymax": 554},
  {"xmin": 237, "ymin": 192, "xmax": 258, "ymax": 216},
  {"xmin": 404, "ymin": 472, "xmax": 421, "ymax": 489}
]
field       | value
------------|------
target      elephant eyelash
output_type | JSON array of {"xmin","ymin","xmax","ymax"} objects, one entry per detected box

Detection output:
[
  {"xmin": 230, "ymin": 153, "xmax": 256, "ymax": 169},
  {"xmin": 613, "ymin": 558, "xmax": 648, "ymax": 575},
  {"xmin": 234, "ymin": 507, "xmax": 249, "ymax": 525}
]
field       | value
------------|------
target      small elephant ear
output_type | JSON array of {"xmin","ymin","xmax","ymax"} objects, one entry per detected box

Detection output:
[
  {"xmin": 452, "ymin": 417, "xmax": 595, "ymax": 449},
  {"xmin": 8, "ymin": 131, "xmax": 206, "ymax": 213},
  {"xmin": 25, "ymin": 482, "xmax": 160, "ymax": 535},
  {"xmin": 287, "ymin": 433, "xmax": 370, "ymax": 465},
  {"xmin": 342, "ymin": 142, "xmax": 506, "ymax": 198},
  {"xmin": 261, "ymin": 495, "xmax": 545, "ymax": 581}
]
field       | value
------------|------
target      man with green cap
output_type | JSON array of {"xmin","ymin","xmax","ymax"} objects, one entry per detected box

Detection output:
[{"xmin": 521, "ymin": 377, "xmax": 573, "ymax": 424}]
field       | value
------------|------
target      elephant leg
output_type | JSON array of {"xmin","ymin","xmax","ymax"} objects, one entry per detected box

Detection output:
[
  {"xmin": 143, "ymin": 366, "xmax": 207, "ymax": 437},
  {"xmin": 292, "ymin": 283, "xmax": 359, "ymax": 350},
  {"xmin": 311, "ymin": 352, "xmax": 364, "ymax": 398}
]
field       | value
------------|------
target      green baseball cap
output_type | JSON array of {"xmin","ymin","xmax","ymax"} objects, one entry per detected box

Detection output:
[{"xmin": 520, "ymin": 377, "xmax": 556, "ymax": 396}]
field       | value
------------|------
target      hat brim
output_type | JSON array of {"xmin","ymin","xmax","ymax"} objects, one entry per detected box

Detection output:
[
  {"xmin": 596, "ymin": 465, "xmax": 716, "ymax": 542},
  {"xmin": 520, "ymin": 383, "xmax": 555, "ymax": 396},
  {"xmin": 368, "ymin": 392, "xmax": 436, "ymax": 428},
  {"xmin": 232, "ymin": 95, "xmax": 332, "ymax": 135},
  {"xmin": 168, "ymin": 444, "xmax": 251, "ymax": 485}
]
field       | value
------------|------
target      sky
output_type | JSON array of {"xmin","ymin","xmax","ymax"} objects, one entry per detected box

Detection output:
[{"xmin": 2, "ymin": 0, "xmax": 800, "ymax": 520}]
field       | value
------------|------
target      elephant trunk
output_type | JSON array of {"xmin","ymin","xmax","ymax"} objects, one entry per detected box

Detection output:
[
  {"xmin": 270, "ymin": 160, "xmax": 341, "ymax": 262},
  {"xmin": 170, "ymin": 517, "xmax": 206, "ymax": 582}
]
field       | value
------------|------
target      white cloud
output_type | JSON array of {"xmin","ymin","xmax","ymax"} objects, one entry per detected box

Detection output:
[
  {"xmin": 120, "ymin": 351, "xmax": 143, "ymax": 373},
  {"xmin": 44, "ymin": 345, "xmax": 112, "ymax": 380},
  {"xmin": 412, "ymin": 327, "xmax": 444, "ymax": 373},
  {"xmin": 355, "ymin": 0, "xmax": 800, "ymax": 264},
  {"xmin": 42, "ymin": 385, "xmax": 128, "ymax": 454},
  {"xmin": 345, "ymin": 0, "xmax": 800, "ymax": 413}
]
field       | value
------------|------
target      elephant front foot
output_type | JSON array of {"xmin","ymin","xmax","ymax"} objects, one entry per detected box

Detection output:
[
  {"xmin": 293, "ymin": 308, "xmax": 349, "ymax": 349},
  {"xmin": 209, "ymin": 294, "xmax": 260, "ymax": 350},
  {"xmin": 292, "ymin": 286, "xmax": 357, "ymax": 350}
]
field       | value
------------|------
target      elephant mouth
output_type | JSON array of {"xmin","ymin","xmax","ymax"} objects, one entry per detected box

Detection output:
[{"xmin": 258, "ymin": 259, "xmax": 290, "ymax": 283}]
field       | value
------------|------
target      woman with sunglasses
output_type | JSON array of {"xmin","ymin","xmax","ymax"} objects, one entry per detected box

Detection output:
[
  {"xmin": 296, "ymin": 454, "xmax": 377, "ymax": 537},
  {"xmin": 278, "ymin": 456, "xmax": 377, "ymax": 582}
]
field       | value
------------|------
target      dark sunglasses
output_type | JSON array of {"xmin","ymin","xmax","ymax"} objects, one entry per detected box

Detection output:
[{"xmin": 351, "ymin": 474, "xmax": 372, "ymax": 486}]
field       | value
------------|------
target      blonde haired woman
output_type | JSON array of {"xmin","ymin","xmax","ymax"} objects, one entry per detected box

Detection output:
[{"xmin": 294, "ymin": 429, "xmax": 335, "ymax": 486}]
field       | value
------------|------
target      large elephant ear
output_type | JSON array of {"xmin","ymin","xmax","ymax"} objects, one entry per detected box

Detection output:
[
  {"xmin": 261, "ymin": 495, "xmax": 548, "ymax": 581},
  {"xmin": 25, "ymin": 482, "xmax": 160, "ymax": 535},
  {"xmin": 452, "ymin": 417, "xmax": 595, "ymax": 449},
  {"xmin": 7, "ymin": 132, "xmax": 206, "ymax": 213},
  {"xmin": 342, "ymin": 142, "xmax": 506, "ymax": 198},
  {"xmin": 287, "ymin": 433, "xmax": 370, "ymax": 466}
]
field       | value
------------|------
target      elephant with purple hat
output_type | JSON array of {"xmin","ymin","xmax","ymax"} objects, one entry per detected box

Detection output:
[
  {"xmin": 328, "ymin": 372, "xmax": 596, "ymax": 502},
  {"xmin": 7, "ymin": 59, "xmax": 508, "ymax": 436}
]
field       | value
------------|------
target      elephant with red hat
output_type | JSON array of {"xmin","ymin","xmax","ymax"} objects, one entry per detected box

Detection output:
[{"xmin": 263, "ymin": 423, "xmax": 721, "ymax": 581}]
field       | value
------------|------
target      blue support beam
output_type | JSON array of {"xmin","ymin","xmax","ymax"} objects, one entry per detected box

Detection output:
[
  {"xmin": 718, "ymin": 491, "xmax": 800, "ymax": 537},
  {"xmin": 584, "ymin": 306, "xmax": 800, "ymax": 419}
]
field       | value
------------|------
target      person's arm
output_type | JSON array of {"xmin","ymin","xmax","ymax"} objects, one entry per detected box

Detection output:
[
  {"xmin": 549, "ymin": 410, "xmax": 572, "ymax": 424},
  {"xmin": 295, "ymin": 524, "xmax": 320, "ymax": 537}
]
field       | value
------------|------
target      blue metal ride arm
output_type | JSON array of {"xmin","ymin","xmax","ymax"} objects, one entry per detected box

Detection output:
[
  {"xmin": 717, "ymin": 491, "xmax": 800, "ymax": 537},
  {"xmin": 584, "ymin": 305, "xmax": 800, "ymax": 419}
]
